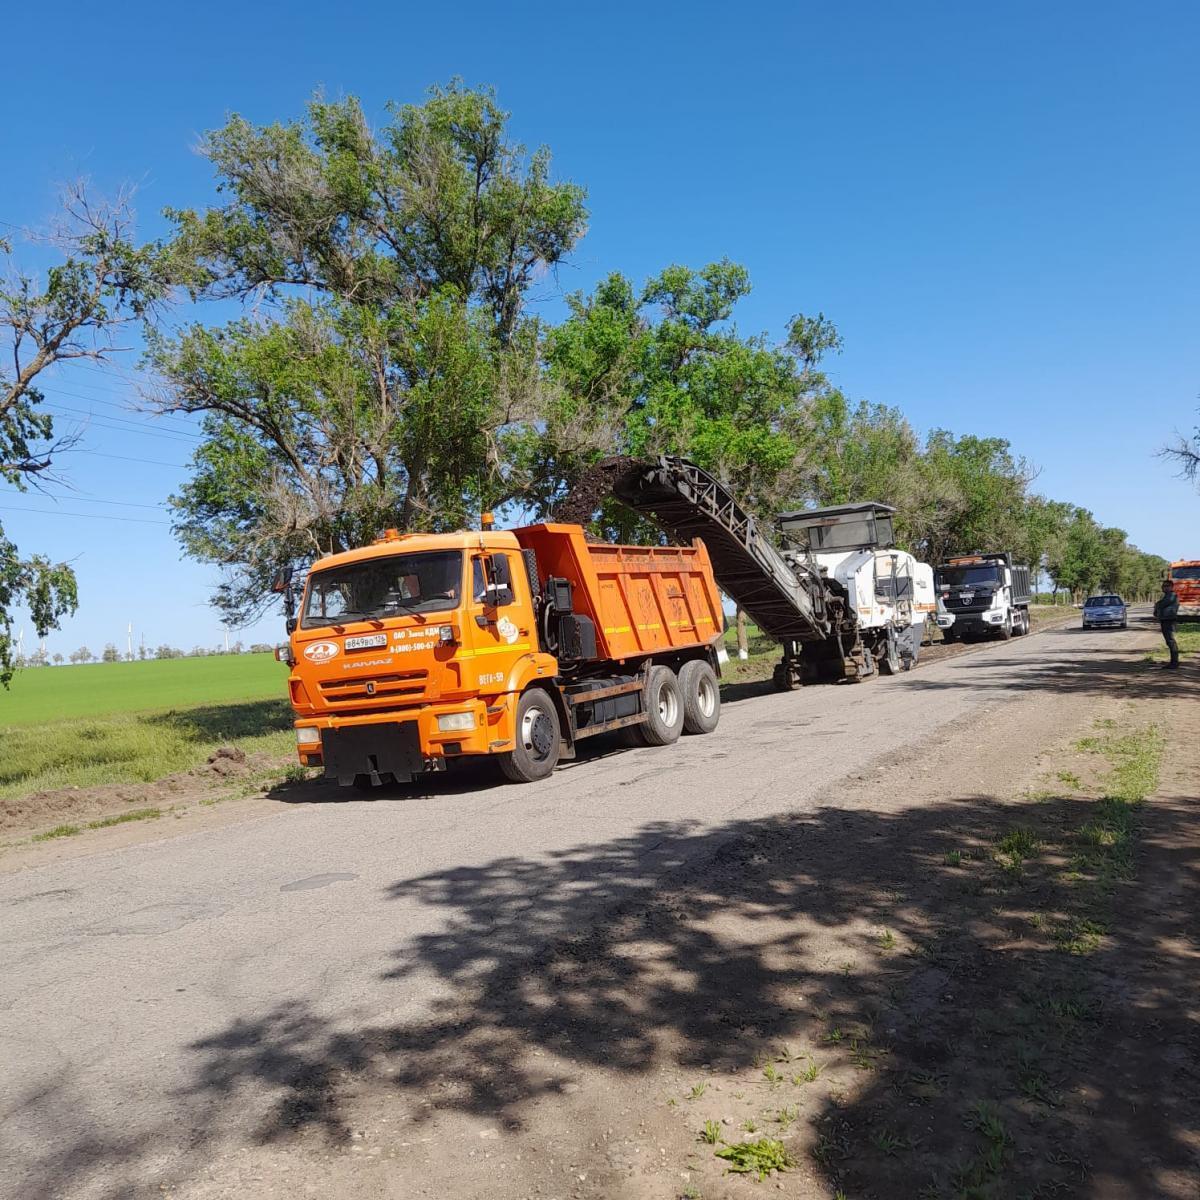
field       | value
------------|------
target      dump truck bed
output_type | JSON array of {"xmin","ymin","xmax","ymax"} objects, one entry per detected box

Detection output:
[{"xmin": 516, "ymin": 523, "xmax": 723, "ymax": 661}]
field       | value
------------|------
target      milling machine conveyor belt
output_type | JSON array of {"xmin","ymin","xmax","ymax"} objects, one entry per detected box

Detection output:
[{"xmin": 610, "ymin": 456, "xmax": 832, "ymax": 644}]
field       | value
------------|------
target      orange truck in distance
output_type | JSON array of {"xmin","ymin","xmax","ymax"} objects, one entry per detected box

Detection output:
[
  {"xmin": 274, "ymin": 522, "xmax": 725, "ymax": 787},
  {"xmin": 1169, "ymin": 560, "xmax": 1200, "ymax": 618}
]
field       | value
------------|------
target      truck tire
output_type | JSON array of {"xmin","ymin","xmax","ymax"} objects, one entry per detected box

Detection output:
[
  {"xmin": 879, "ymin": 627, "xmax": 901, "ymax": 675},
  {"xmin": 998, "ymin": 613, "xmax": 1013, "ymax": 640},
  {"xmin": 679, "ymin": 659, "xmax": 720, "ymax": 734},
  {"xmin": 637, "ymin": 665, "xmax": 685, "ymax": 746},
  {"xmin": 498, "ymin": 688, "xmax": 561, "ymax": 783}
]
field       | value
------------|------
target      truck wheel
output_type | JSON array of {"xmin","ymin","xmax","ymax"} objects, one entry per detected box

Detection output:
[
  {"xmin": 637, "ymin": 665, "xmax": 685, "ymax": 746},
  {"xmin": 998, "ymin": 613, "xmax": 1013, "ymax": 640},
  {"xmin": 679, "ymin": 659, "xmax": 720, "ymax": 734},
  {"xmin": 498, "ymin": 688, "xmax": 561, "ymax": 783},
  {"xmin": 879, "ymin": 627, "xmax": 901, "ymax": 675}
]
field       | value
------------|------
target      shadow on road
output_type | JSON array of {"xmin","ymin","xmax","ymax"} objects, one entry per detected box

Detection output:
[{"xmin": 163, "ymin": 779, "xmax": 1199, "ymax": 1199}]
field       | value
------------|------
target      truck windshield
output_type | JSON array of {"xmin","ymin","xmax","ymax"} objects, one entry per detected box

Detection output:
[
  {"xmin": 1171, "ymin": 566, "xmax": 1200, "ymax": 581},
  {"xmin": 938, "ymin": 565, "xmax": 1001, "ymax": 588},
  {"xmin": 302, "ymin": 551, "xmax": 464, "ymax": 629}
]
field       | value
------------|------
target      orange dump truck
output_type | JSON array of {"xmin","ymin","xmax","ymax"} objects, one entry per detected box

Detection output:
[
  {"xmin": 275, "ymin": 522, "xmax": 725, "ymax": 786},
  {"xmin": 1169, "ymin": 560, "xmax": 1200, "ymax": 618}
]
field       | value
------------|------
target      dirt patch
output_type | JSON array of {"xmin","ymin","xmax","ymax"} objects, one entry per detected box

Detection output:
[{"xmin": 0, "ymin": 745, "xmax": 288, "ymax": 843}]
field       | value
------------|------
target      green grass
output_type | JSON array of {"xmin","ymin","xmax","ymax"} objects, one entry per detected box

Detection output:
[
  {"xmin": 1, "ymin": 697, "xmax": 295, "ymax": 802},
  {"xmin": 31, "ymin": 823, "xmax": 82, "ymax": 841},
  {"xmin": 1146, "ymin": 620, "xmax": 1200, "ymax": 663},
  {"xmin": 2, "ymin": 653, "xmax": 287, "ymax": 727}
]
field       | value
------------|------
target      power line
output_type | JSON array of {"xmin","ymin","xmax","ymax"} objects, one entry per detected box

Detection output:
[
  {"xmin": 41, "ymin": 385, "xmax": 201, "ymax": 433},
  {"xmin": 42, "ymin": 402, "xmax": 204, "ymax": 444},
  {"xmin": 57, "ymin": 449, "xmax": 190, "ymax": 469},
  {"xmin": 0, "ymin": 491, "xmax": 166, "ymax": 511},
  {"xmin": 0, "ymin": 503, "xmax": 171, "ymax": 526}
]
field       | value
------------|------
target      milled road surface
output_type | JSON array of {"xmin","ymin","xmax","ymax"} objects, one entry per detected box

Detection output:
[{"xmin": 0, "ymin": 615, "xmax": 1163, "ymax": 1199}]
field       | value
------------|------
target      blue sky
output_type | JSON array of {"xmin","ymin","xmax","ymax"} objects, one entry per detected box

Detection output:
[{"xmin": 2, "ymin": 0, "xmax": 1198, "ymax": 662}]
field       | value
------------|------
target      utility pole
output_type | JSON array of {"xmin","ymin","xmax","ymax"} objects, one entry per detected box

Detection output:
[{"xmin": 127, "ymin": 622, "xmax": 133, "ymax": 661}]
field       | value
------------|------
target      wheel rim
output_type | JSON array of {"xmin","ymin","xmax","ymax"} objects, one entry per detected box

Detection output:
[
  {"xmin": 697, "ymin": 674, "xmax": 717, "ymax": 718},
  {"xmin": 520, "ymin": 705, "xmax": 554, "ymax": 761},
  {"xmin": 658, "ymin": 683, "xmax": 679, "ymax": 727}
]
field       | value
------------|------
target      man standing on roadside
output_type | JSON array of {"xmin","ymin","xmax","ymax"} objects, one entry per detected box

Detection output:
[{"xmin": 1154, "ymin": 578, "xmax": 1180, "ymax": 669}]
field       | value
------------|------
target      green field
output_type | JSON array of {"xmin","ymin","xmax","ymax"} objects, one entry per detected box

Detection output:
[
  {"xmin": 1, "ymin": 655, "xmax": 296, "ymax": 805},
  {"xmin": 2, "ymin": 653, "xmax": 288, "ymax": 728}
]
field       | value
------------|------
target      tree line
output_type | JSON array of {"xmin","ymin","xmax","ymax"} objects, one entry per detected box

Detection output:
[
  {"xmin": 12, "ymin": 641, "xmax": 277, "ymax": 668},
  {"xmin": 1, "ymin": 83, "xmax": 1179, "ymax": 680}
]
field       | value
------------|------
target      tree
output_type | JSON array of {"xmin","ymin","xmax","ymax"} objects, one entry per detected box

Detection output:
[
  {"xmin": 1161, "ymin": 411, "xmax": 1200, "ymax": 484},
  {"xmin": 69, "ymin": 645, "xmax": 93, "ymax": 664},
  {"xmin": 155, "ymin": 644, "xmax": 183, "ymax": 659},
  {"xmin": 0, "ymin": 184, "xmax": 162, "ymax": 685},
  {"xmin": 150, "ymin": 84, "xmax": 587, "ymax": 625},
  {"xmin": 52, "ymin": 652, "xmax": 63, "ymax": 665},
  {"xmin": 101, "ymin": 643, "xmax": 120, "ymax": 663},
  {"xmin": 526, "ymin": 263, "xmax": 835, "ymax": 533}
]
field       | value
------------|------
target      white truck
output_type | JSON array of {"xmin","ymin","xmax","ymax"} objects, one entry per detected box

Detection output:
[
  {"xmin": 935, "ymin": 553, "xmax": 1033, "ymax": 641},
  {"xmin": 778, "ymin": 502, "xmax": 936, "ymax": 679}
]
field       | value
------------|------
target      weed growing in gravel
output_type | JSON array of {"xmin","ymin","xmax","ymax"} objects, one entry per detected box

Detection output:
[
  {"xmin": 794, "ymin": 1058, "xmax": 822, "ymax": 1085},
  {"xmin": 715, "ymin": 1137, "xmax": 794, "ymax": 1179},
  {"xmin": 871, "ymin": 1126, "xmax": 911, "ymax": 1156},
  {"xmin": 876, "ymin": 928, "xmax": 896, "ymax": 951},
  {"xmin": 86, "ymin": 807, "xmax": 162, "ymax": 830},
  {"xmin": 762, "ymin": 1063, "xmax": 781, "ymax": 1085},
  {"xmin": 944, "ymin": 849, "xmax": 963, "ymax": 866},
  {"xmin": 31, "ymin": 823, "xmax": 81, "ymax": 841},
  {"xmin": 699, "ymin": 1120, "xmax": 721, "ymax": 1145},
  {"xmin": 688, "ymin": 1082, "xmax": 707, "ymax": 1099},
  {"xmin": 994, "ymin": 827, "xmax": 1041, "ymax": 873}
]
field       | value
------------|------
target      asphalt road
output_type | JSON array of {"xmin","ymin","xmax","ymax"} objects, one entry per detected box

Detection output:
[{"xmin": 0, "ymin": 613, "xmax": 1159, "ymax": 1199}]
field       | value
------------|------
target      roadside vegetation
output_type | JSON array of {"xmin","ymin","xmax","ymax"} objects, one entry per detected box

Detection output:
[{"xmin": 1147, "ymin": 619, "xmax": 1200, "ymax": 663}]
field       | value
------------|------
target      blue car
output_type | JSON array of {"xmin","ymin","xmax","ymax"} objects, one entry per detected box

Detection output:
[{"xmin": 1082, "ymin": 594, "xmax": 1128, "ymax": 630}]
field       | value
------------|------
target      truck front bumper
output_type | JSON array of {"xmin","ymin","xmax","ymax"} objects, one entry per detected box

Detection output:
[
  {"xmin": 294, "ymin": 696, "xmax": 513, "ymax": 783},
  {"xmin": 937, "ymin": 611, "xmax": 1006, "ymax": 634}
]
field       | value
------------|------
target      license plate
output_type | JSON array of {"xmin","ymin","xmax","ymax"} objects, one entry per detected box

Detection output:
[
  {"xmin": 959, "ymin": 592, "xmax": 975, "ymax": 603},
  {"xmin": 344, "ymin": 633, "xmax": 387, "ymax": 651}
]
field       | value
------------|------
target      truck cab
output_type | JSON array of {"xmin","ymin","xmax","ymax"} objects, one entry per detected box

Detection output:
[
  {"xmin": 284, "ymin": 528, "xmax": 556, "ymax": 786},
  {"xmin": 935, "ymin": 553, "xmax": 1032, "ymax": 641},
  {"xmin": 1169, "ymin": 561, "xmax": 1200, "ymax": 618}
]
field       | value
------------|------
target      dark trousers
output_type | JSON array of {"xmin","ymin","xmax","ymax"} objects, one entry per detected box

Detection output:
[{"xmin": 1161, "ymin": 620, "xmax": 1179, "ymax": 666}]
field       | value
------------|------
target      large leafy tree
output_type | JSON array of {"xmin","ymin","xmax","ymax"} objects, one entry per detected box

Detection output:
[
  {"xmin": 522, "ymin": 261, "xmax": 837, "ymax": 532},
  {"xmin": 0, "ymin": 185, "xmax": 162, "ymax": 685},
  {"xmin": 150, "ymin": 84, "xmax": 587, "ymax": 623}
]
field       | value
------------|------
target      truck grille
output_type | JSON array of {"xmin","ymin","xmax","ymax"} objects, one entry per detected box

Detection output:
[{"xmin": 318, "ymin": 670, "xmax": 427, "ymax": 705}]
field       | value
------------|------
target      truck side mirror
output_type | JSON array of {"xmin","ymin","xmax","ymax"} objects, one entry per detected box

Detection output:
[
  {"xmin": 272, "ymin": 566, "xmax": 296, "ymax": 620},
  {"xmin": 487, "ymin": 554, "xmax": 514, "ymax": 606}
]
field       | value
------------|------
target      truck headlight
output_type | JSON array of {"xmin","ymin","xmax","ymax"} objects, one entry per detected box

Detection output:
[
  {"xmin": 295, "ymin": 726, "xmax": 322, "ymax": 746},
  {"xmin": 275, "ymin": 644, "xmax": 295, "ymax": 665},
  {"xmin": 437, "ymin": 712, "xmax": 475, "ymax": 733}
]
